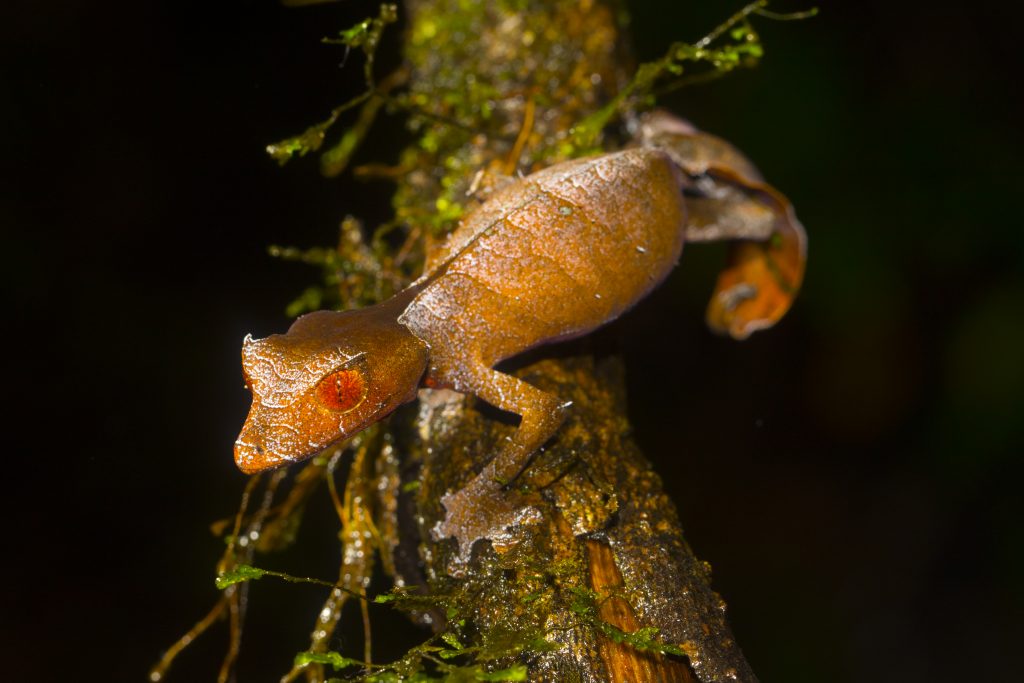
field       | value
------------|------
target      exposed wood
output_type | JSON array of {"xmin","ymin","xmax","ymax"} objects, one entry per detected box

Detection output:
[{"xmin": 587, "ymin": 538, "xmax": 698, "ymax": 683}]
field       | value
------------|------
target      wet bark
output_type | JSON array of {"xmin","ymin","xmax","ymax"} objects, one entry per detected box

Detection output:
[
  {"xmin": 398, "ymin": 358, "xmax": 757, "ymax": 682},
  {"xmin": 387, "ymin": 2, "xmax": 759, "ymax": 680}
]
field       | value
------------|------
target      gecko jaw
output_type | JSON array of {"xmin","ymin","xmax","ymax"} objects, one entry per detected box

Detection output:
[{"xmin": 233, "ymin": 431, "xmax": 301, "ymax": 475}]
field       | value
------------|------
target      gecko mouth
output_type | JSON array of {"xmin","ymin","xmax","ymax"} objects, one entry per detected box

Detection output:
[
  {"xmin": 234, "ymin": 438, "xmax": 288, "ymax": 474},
  {"xmin": 233, "ymin": 420, "xmax": 339, "ymax": 475}
]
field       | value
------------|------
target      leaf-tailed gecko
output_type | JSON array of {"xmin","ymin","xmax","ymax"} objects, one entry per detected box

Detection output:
[{"xmin": 234, "ymin": 114, "xmax": 806, "ymax": 560}]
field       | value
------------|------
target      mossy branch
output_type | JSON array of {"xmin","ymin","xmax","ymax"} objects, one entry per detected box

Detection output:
[{"xmin": 154, "ymin": 2, "xmax": 815, "ymax": 682}]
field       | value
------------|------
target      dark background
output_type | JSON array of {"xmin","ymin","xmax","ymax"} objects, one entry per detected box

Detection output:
[{"xmin": 4, "ymin": 1, "xmax": 1022, "ymax": 681}]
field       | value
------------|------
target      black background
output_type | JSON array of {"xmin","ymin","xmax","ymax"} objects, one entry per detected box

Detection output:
[{"xmin": 4, "ymin": 1, "xmax": 1023, "ymax": 681}]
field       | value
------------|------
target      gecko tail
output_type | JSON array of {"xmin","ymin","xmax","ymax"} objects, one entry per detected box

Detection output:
[
  {"xmin": 674, "ymin": 164, "xmax": 808, "ymax": 340},
  {"xmin": 636, "ymin": 110, "xmax": 809, "ymax": 340},
  {"xmin": 705, "ymin": 199, "xmax": 807, "ymax": 340}
]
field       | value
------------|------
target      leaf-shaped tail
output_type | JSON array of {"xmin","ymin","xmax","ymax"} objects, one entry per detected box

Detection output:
[
  {"xmin": 702, "ymin": 176, "xmax": 806, "ymax": 339},
  {"xmin": 639, "ymin": 113, "xmax": 808, "ymax": 340}
]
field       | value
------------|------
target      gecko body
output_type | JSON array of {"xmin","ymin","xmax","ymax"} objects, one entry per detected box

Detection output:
[{"xmin": 235, "ymin": 119, "xmax": 806, "ymax": 557}]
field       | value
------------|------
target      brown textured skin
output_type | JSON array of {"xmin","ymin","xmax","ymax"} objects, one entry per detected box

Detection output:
[
  {"xmin": 638, "ymin": 112, "xmax": 807, "ymax": 339},
  {"xmin": 235, "ymin": 129, "xmax": 806, "ymax": 555},
  {"xmin": 398, "ymin": 148, "xmax": 689, "ymax": 549},
  {"xmin": 234, "ymin": 288, "xmax": 429, "ymax": 474},
  {"xmin": 403, "ymin": 149, "xmax": 686, "ymax": 370}
]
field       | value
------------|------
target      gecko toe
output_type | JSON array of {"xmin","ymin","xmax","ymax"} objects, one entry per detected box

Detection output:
[{"xmin": 433, "ymin": 477, "xmax": 541, "ymax": 574}]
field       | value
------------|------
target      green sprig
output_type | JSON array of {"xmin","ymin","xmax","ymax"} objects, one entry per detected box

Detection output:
[
  {"xmin": 266, "ymin": 4, "xmax": 398, "ymax": 168},
  {"xmin": 569, "ymin": 0, "xmax": 816, "ymax": 150}
]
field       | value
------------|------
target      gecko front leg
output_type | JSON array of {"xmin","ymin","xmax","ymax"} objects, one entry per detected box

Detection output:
[{"xmin": 431, "ymin": 359, "xmax": 569, "ymax": 563}]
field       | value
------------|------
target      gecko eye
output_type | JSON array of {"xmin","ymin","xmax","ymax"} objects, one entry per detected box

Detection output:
[{"xmin": 314, "ymin": 367, "xmax": 367, "ymax": 413}]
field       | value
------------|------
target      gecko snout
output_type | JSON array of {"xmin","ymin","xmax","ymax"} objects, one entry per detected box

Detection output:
[
  {"xmin": 233, "ymin": 417, "xmax": 299, "ymax": 474},
  {"xmin": 234, "ymin": 434, "xmax": 278, "ymax": 475}
]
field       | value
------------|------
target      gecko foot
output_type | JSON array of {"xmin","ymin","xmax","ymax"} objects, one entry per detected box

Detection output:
[{"xmin": 432, "ymin": 472, "xmax": 542, "ymax": 573}]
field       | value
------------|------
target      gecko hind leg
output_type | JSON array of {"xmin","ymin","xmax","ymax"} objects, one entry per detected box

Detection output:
[{"xmin": 432, "ymin": 363, "xmax": 569, "ymax": 564}]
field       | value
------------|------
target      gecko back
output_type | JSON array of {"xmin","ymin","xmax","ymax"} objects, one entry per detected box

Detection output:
[{"xmin": 399, "ymin": 148, "xmax": 687, "ymax": 370}]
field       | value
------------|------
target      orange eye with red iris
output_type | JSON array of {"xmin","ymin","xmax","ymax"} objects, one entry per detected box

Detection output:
[{"xmin": 315, "ymin": 368, "xmax": 367, "ymax": 413}]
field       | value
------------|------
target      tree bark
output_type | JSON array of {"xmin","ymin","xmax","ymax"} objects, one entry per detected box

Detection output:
[
  {"xmin": 400, "ymin": 357, "xmax": 757, "ymax": 682},
  {"xmin": 389, "ymin": 2, "xmax": 758, "ymax": 680}
]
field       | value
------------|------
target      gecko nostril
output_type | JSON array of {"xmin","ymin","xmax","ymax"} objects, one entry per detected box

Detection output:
[{"xmin": 255, "ymin": 445, "xmax": 265, "ymax": 455}]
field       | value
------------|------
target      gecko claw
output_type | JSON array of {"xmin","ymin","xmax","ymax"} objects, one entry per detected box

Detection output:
[{"xmin": 433, "ymin": 475, "xmax": 542, "ymax": 573}]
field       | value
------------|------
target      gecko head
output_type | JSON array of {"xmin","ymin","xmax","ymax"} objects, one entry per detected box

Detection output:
[{"xmin": 234, "ymin": 307, "xmax": 429, "ymax": 475}]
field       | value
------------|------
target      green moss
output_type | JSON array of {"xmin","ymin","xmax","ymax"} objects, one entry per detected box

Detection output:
[
  {"xmin": 475, "ymin": 666, "xmax": 528, "ymax": 681},
  {"xmin": 214, "ymin": 564, "xmax": 266, "ymax": 589},
  {"xmin": 215, "ymin": 562, "xmax": 372, "ymax": 597},
  {"xmin": 269, "ymin": 216, "xmax": 397, "ymax": 313},
  {"xmin": 266, "ymin": 4, "xmax": 398, "ymax": 169},
  {"xmin": 594, "ymin": 624, "xmax": 688, "ymax": 659},
  {"xmin": 570, "ymin": 5, "xmax": 772, "ymax": 152},
  {"xmin": 294, "ymin": 651, "xmax": 363, "ymax": 672}
]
